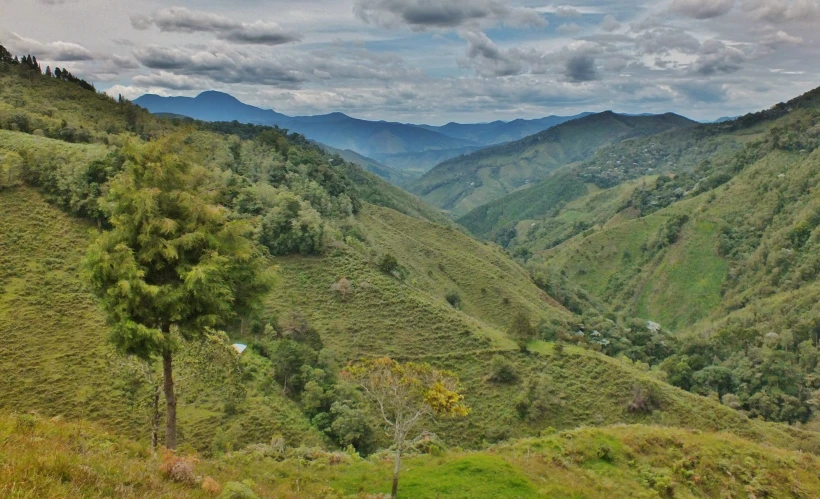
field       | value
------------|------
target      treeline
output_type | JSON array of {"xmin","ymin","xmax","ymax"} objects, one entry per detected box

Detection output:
[{"xmin": 0, "ymin": 43, "xmax": 95, "ymax": 92}]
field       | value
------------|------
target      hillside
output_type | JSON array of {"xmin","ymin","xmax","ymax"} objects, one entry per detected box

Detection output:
[
  {"xmin": 475, "ymin": 86, "xmax": 820, "ymax": 427},
  {"xmin": 318, "ymin": 143, "xmax": 421, "ymax": 185},
  {"xmin": 5, "ymin": 411, "xmax": 820, "ymax": 498},
  {"xmin": 4, "ymin": 45, "xmax": 820, "ymax": 498},
  {"xmin": 457, "ymin": 93, "xmax": 801, "ymax": 243},
  {"xmin": 408, "ymin": 112, "xmax": 697, "ymax": 217}
]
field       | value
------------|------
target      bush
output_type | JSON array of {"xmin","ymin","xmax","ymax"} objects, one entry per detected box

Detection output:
[
  {"xmin": 627, "ymin": 385, "xmax": 660, "ymax": 414},
  {"xmin": 445, "ymin": 291, "xmax": 462, "ymax": 309},
  {"xmin": 377, "ymin": 253, "xmax": 399, "ymax": 275},
  {"xmin": 258, "ymin": 190, "xmax": 325, "ymax": 256},
  {"xmin": 218, "ymin": 482, "xmax": 259, "ymax": 499},
  {"xmin": 159, "ymin": 451, "xmax": 197, "ymax": 484},
  {"xmin": 487, "ymin": 355, "xmax": 518, "ymax": 383}
]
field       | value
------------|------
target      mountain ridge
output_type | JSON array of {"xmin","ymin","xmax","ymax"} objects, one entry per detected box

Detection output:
[{"xmin": 133, "ymin": 91, "xmax": 596, "ymax": 173}]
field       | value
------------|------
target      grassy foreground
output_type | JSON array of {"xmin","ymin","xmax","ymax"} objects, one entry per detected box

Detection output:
[{"xmin": 3, "ymin": 410, "xmax": 819, "ymax": 498}]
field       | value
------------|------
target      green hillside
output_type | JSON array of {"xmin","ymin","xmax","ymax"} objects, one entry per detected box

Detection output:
[
  {"xmin": 481, "ymin": 88, "xmax": 820, "ymax": 427},
  {"xmin": 318, "ymin": 143, "xmax": 422, "ymax": 185},
  {"xmin": 408, "ymin": 112, "xmax": 696, "ymax": 217},
  {"xmin": 4, "ymin": 45, "xmax": 820, "ymax": 498},
  {"xmin": 5, "ymin": 411, "xmax": 820, "ymax": 498}
]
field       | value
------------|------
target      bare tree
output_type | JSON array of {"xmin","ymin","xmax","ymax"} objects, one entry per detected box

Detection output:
[{"xmin": 343, "ymin": 357, "xmax": 469, "ymax": 499}]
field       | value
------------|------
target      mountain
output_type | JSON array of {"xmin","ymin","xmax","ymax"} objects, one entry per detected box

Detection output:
[
  {"xmin": 458, "ymin": 86, "xmax": 820, "ymax": 427},
  {"xmin": 416, "ymin": 113, "xmax": 593, "ymax": 146},
  {"xmin": 133, "ymin": 91, "xmax": 592, "ymax": 175},
  {"xmin": 4, "ymin": 46, "xmax": 820, "ymax": 497},
  {"xmin": 407, "ymin": 111, "xmax": 697, "ymax": 217},
  {"xmin": 317, "ymin": 143, "xmax": 421, "ymax": 185}
]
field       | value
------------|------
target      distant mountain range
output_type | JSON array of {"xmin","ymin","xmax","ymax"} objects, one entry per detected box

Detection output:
[
  {"xmin": 133, "ymin": 91, "xmax": 590, "ymax": 176},
  {"xmin": 407, "ymin": 111, "xmax": 698, "ymax": 216}
]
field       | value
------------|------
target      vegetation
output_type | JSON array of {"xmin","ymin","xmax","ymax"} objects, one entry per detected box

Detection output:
[
  {"xmin": 85, "ymin": 137, "xmax": 273, "ymax": 448},
  {"xmin": 4, "ymin": 42, "xmax": 820, "ymax": 497},
  {"xmin": 343, "ymin": 358, "xmax": 469, "ymax": 497},
  {"xmin": 4, "ymin": 411, "xmax": 820, "ymax": 498},
  {"xmin": 458, "ymin": 86, "xmax": 820, "ymax": 427},
  {"xmin": 408, "ymin": 112, "xmax": 695, "ymax": 217}
]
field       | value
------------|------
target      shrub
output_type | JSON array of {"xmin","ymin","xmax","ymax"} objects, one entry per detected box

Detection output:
[
  {"xmin": 159, "ymin": 451, "xmax": 197, "ymax": 484},
  {"xmin": 445, "ymin": 291, "xmax": 462, "ymax": 309},
  {"xmin": 218, "ymin": 482, "xmax": 259, "ymax": 499},
  {"xmin": 202, "ymin": 476, "xmax": 222, "ymax": 494},
  {"xmin": 487, "ymin": 355, "xmax": 518, "ymax": 383},
  {"xmin": 627, "ymin": 385, "xmax": 660, "ymax": 414},
  {"xmin": 330, "ymin": 277, "xmax": 353, "ymax": 300},
  {"xmin": 377, "ymin": 253, "xmax": 399, "ymax": 275}
]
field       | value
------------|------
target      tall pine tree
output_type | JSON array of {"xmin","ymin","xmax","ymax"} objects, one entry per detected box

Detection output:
[{"xmin": 86, "ymin": 136, "xmax": 273, "ymax": 449}]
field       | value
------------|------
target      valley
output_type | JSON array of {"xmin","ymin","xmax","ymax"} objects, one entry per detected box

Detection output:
[{"xmin": 2, "ymin": 35, "xmax": 820, "ymax": 499}]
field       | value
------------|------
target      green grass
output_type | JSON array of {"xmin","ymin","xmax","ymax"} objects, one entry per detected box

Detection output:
[
  {"xmin": 0, "ymin": 186, "xmax": 320, "ymax": 452},
  {"xmin": 4, "ymin": 411, "xmax": 820, "ymax": 498},
  {"xmin": 634, "ymin": 219, "xmax": 728, "ymax": 330}
]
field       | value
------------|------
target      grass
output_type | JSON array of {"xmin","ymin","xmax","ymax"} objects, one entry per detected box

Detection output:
[
  {"xmin": 3, "ymin": 185, "xmax": 817, "ymax": 453},
  {"xmin": 0, "ymin": 186, "xmax": 320, "ymax": 452},
  {"xmin": 3, "ymin": 410, "xmax": 820, "ymax": 498}
]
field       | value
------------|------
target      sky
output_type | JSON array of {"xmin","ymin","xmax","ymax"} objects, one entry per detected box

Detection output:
[{"xmin": 1, "ymin": 0, "xmax": 818, "ymax": 124}]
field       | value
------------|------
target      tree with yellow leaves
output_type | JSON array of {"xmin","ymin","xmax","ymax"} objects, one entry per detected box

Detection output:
[{"xmin": 342, "ymin": 357, "xmax": 469, "ymax": 499}]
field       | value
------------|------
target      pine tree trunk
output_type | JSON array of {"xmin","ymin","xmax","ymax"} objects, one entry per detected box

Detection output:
[
  {"xmin": 162, "ymin": 349, "xmax": 177, "ymax": 450},
  {"xmin": 391, "ymin": 440, "xmax": 403, "ymax": 499},
  {"xmin": 151, "ymin": 385, "xmax": 160, "ymax": 451}
]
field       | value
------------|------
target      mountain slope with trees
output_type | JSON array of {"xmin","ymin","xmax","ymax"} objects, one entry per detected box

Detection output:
[
  {"xmin": 469, "ymin": 86, "xmax": 820, "ymax": 427},
  {"xmin": 408, "ymin": 112, "xmax": 697, "ymax": 217},
  {"xmin": 3, "ymin": 43, "xmax": 820, "ymax": 496}
]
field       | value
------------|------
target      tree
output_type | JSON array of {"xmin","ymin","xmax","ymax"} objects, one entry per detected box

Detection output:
[
  {"xmin": 508, "ymin": 311, "xmax": 536, "ymax": 352},
  {"xmin": 343, "ymin": 357, "xmax": 469, "ymax": 498},
  {"xmin": 85, "ymin": 136, "xmax": 273, "ymax": 449}
]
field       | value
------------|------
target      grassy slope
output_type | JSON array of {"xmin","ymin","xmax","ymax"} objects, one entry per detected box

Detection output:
[
  {"xmin": 4, "ymin": 411, "xmax": 820, "ymax": 498},
  {"xmin": 263, "ymin": 203, "xmax": 820, "ymax": 450},
  {"xmin": 408, "ymin": 112, "xmax": 695, "ymax": 217},
  {"xmin": 534, "ymin": 142, "xmax": 820, "ymax": 333},
  {"xmin": 0, "ymin": 185, "xmax": 321, "ymax": 451},
  {"xmin": 2, "ymin": 138, "xmax": 818, "ymax": 454}
]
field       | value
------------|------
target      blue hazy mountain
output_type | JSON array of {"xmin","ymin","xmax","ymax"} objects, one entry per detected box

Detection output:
[{"xmin": 134, "ymin": 91, "xmax": 590, "ymax": 172}]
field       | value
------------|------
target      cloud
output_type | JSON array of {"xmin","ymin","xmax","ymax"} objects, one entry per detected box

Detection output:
[
  {"xmin": 690, "ymin": 39, "xmax": 746, "ymax": 75},
  {"xmin": 600, "ymin": 15, "xmax": 621, "ymax": 32},
  {"xmin": 555, "ymin": 6, "xmax": 581, "ymax": 18},
  {"xmin": 742, "ymin": 0, "xmax": 820, "ymax": 23},
  {"xmin": 557, "ymin": 23, "xmax": 581, "ymax": 34},
  {"xmin": 671, "ymin": 0, "xmax": 734, "ymax": 19},
  {"xmin": 635, "ymin": 28, "xmax": 701, "ymax": 55},
  {"xmin": 5, "ymin": 32, "xmax": 93, "ymax": 61},
  {"xmin": 132, "ymin": 43, "xmax": 420, "ymax": 88},
  {"xmin": 132, "ymin": 72, "xmax": 205, "ymax": 90},
  {"xmin": 459, "ymin": 30, "xmax": 525, "ymax": 76},
  {"xmin": 353, "ymin": 0, "xmax": 546, "ymax": 30},
  {"xmin": 134, "ymin": 45, "xmax": 307, "ymax": 87},
  {"xmin": 675, "ymin": 81, "xmax": 728, "ymax": 102},
  {"xmin": 130, "ymin": 7, "xmax": 302, "ymax": 46},
  {"xmin": 564, "ymin": 54, "xmax": 598, "ymax": 82},
  {"xmin": 759, "ymin": 29, "xmax": 803, "ymax": 47}
]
